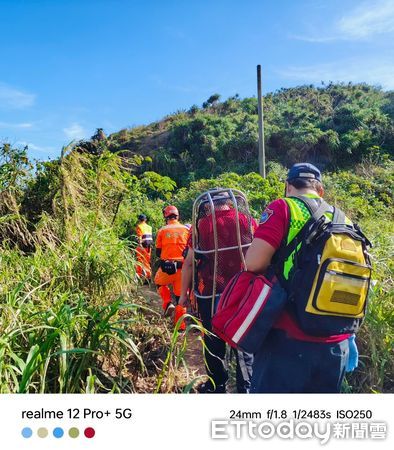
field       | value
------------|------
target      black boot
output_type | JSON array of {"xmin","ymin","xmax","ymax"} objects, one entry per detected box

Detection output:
[{"xmin": 196, "ymin": 380, "xmax": 226, "ymax": 394}]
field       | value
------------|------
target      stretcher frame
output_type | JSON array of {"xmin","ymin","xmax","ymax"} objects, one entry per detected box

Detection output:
[{"xmin": 191, "ymin": 188, "xmax": 254, "ymax": 315}]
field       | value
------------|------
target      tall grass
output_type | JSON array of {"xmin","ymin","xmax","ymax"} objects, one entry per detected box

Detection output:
[
  {"xmin": 346, "ymin": 218, "xmax": 394, "ymax": 392},
  {"xmin": 0, "ymin": 143, "xmax": 392, "ymax": 393},
  {"xmin": 155, "ymin": 314, "xmax": 208, "ymax": 393},
  {"xmin": 0, "ymin": 230, "xmax": 149, "ymax": 393},
  {"xmin": 0, "ymin": 145, "xmax": 169, "ymax": 393}
]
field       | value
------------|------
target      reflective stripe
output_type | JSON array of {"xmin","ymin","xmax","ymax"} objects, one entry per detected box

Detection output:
[
  {"xmin": 283, "ymin": 197, "xmax": 320, "ymax": 278},
  {"xmin": 231, "ymin": 284, "xmax": 271, "ymax": 343}
]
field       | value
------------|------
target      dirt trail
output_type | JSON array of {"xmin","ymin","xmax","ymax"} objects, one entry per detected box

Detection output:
[
  {"xmin": 136, "ymin": 285, "xmax": 240, "ymax": 393},
  {"xmin": 139, "ymin": 285, "xmax": 205, "ymax": 380}
]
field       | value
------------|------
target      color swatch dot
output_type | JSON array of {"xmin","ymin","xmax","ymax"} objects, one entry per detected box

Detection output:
[
  {"xmin": 69, "ymin": 427, "xmax": 80, "ymax": 438},
  {"xmin": 37, "ymin": 427, "xmax": 48, "ymax": 438},
  {"xmin": 84, "ymin": 427, "xmax": 95, "ymax": 439},
  {"xmin": 53, "ymin": 427, "xmax": 64, "ymax": 438},
  {"xmin": 21, "ymin": 427, "xmax": 33, "ymax": 439}
]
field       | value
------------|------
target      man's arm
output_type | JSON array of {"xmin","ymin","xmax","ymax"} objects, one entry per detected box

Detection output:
[
  {"xmin": 179, "ymin": 249, "xmax": 193, "ymax": 306},
  {"xmin": 245, "ymin": 238, "xmax": 276, "ymax": 274},
  {"xmin": 246, "ymin": 199, "xmax": 288, "ymax": 273}
]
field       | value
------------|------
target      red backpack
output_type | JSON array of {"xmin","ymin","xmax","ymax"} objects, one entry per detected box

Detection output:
[{"xmin": 212, "ymin": 271, "xmax": 287, "ymax": 353}]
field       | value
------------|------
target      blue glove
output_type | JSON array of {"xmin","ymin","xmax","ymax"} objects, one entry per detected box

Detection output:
[{"xmin": 346, "ymin": 334, "xmax": 359, "ymax": 372}]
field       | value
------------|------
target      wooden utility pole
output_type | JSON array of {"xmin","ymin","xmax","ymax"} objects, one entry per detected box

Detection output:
[{"xmin": 257, "ymin": 65, "xmax": 266, "ymax": 178}]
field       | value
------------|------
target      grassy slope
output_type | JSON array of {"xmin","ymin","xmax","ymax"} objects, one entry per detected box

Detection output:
[{"xmin": 1, "ymin": 83, "xmax": 393, "ymax": 393}]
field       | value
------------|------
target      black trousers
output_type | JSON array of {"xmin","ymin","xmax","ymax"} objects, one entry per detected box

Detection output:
[
  {"xmin": 251, "ymin": 329, "xmax": 349, "ymax": 393},
  {"xmin": 197, "ymin": 297, "xmax": 253, "ymax": 393}
]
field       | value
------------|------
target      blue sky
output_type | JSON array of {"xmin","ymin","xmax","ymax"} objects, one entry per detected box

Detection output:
[{"xmin": 0, "ymin": 0, "xmax": 393, "ymax": 160}]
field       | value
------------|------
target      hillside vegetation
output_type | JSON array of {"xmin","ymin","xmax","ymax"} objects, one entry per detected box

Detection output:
[
  {"xmin": 106, "ymin": 83, "xmax": 394, "ymax": 186},
  {"xmin": 0, "ymin": 83, "xmax": 393, "ymax": 393}
]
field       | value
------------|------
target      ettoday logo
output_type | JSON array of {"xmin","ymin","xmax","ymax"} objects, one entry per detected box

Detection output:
[
  {"xmin": 211, "ymin": 420, "xmax": 388, "ymax": 444},
  {"xmin": 211, "ymin": 419, "xmax": 332, "ymax": 444}
]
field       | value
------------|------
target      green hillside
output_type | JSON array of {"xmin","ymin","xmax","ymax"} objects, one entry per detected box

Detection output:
[
  {"xmin": 0, "ymin": 83, "xmax": 393, "ymax": 393},
  {"xmin": 105, "ymin": 83, "xmax": 394, "ymax": 186}
]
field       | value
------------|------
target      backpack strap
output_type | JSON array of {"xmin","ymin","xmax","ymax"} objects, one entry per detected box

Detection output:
[
  {"xmin": 293, "ymin": 195, "xmax": 330, "ymax": 220},
  {"xmin": 272, "ymin": 197, "xmax": 331, "ymax": 287},
  {"xmin": 332, "ymin": 207, "xmax": 346, "ymax": 224},
  {"xmin": 274, "ymin": 223, "xmax": 309, "ymax": 266},
  {"xmin": 354, "ymin": 222, "xmax": 372, "ymax": 248}
]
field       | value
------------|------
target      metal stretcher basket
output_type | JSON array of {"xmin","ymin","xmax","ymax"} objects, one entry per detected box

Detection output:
[{"xmin": 191, "ymin": 188, "xmax": 255, "ymax": 315}]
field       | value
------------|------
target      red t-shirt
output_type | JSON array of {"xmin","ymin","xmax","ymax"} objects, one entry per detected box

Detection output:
[
  {"xmin": 254, "ymin": 199, "xmax": 289, "ymax": 248},
  {"xmin": 187, "ymin": 212, "xmax": 257, "ymax": 249},
  {"xmin": 254, "ymin": 199, "xmax": 350, "ymax": 343}
]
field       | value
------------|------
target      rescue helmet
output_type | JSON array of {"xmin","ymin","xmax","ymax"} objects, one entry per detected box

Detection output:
[
  {"xmin": 138, "ymin": 214, "xmax": 147, "ymax": 221},
  {"xmin": 163, "ymin": 205, "xmax": 179, "ymax": 218}
]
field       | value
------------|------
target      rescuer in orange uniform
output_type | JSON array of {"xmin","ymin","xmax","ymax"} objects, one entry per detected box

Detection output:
[
  {"xmin": 154, "ymin": 205, "xmax": 189, "ymax": 330},
  {"xmin": 135, "ymin": 214, "xmax": 153, "ymax": 280}
]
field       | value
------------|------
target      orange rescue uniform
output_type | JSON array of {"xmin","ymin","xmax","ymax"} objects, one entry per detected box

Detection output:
[{"xmin": 154, "ymin": 219, "xmax": 189, "ymax": 329}]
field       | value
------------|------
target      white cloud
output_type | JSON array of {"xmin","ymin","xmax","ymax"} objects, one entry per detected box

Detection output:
[
  {"xmin": 0, "ymin": 122, "xmax": 33, "ymax": 129},
  {"xmin": 27, "ymin": 143, "xmax": 48, "ymax": 152},
  {"xmin": 290, "ymin": 34, "xmax": 337, "ymax": 43},
  {"xmin": 16, "ymin": 141, "xmax": 55, "ymax": 155},
  {"xmin": 0, "ymin": 82, "xmax": 36, "ymax": 109},
  {"xmin": 293, "ymin": 0, "xmax": 394, "ymax": 41},
  {"xmin": 338, "ymin": 0, "xmax": 394, "ymax": 39},
  {"xmin": 278, "ymin": 59, "xmax": 394, "ymax": 90},
  {"xmin": 63, "ymin": 122, "xmax": 86, "ymax": 140}
]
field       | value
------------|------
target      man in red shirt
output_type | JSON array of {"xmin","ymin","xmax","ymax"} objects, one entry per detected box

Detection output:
[
  {"xmin": 180, "ymin": 190, "xmax": 257, "ymax": 393},
  {"xmin": 245, "ymin": 163, "xmax": 350, "ymax": 393}
]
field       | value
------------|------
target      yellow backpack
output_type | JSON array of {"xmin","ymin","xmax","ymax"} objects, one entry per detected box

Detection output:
[{"xmin": 278, "ymin": 199, "xmax": 372, "ymax": 336}]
